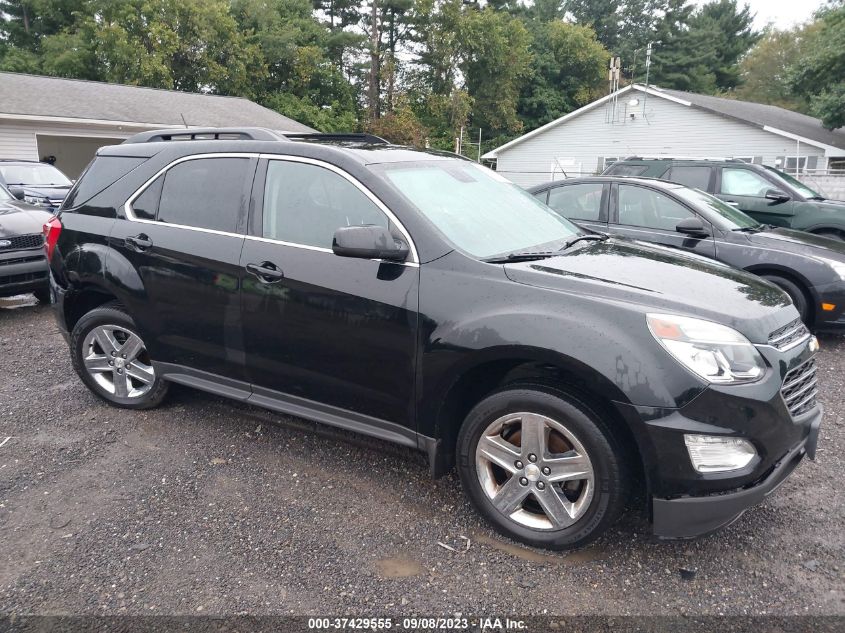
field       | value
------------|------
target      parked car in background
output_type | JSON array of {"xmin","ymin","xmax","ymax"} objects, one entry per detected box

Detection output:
[
  {"xmin": 0, "ymin": 182, "xmax": 51, "ymax": 302},
  {"xmin": 0, "ymin": 159, "xmax": 73, "ymax": 211},
  {"xmin": 602, "ymin": 157, "xmax": 845, "ymax": 241},
  {"xmin": 529, "ymin": 177, "xmax": 845, "ymax": 331},
  {"xmin": 47, "ymin": 128, "xmax": 821, "ymax": 549}
]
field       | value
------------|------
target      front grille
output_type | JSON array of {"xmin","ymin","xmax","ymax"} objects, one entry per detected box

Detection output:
[
  {"xmin": 0, "ymin": 234, "xmax": 43, "ymax": 250},
  {"xmin": 781, "ymin": 358, "xmax": 818, "ymax": 417},
  {"xmin": 0, "ymin": 270, "xmax": 47, "ymax": 286},
  {"xmin": 0, "ymin": 254, "xmax": 44, "ymax": 267},
  {"xmin": 768, "ymin": 318, "xmax": 810, "ymax": 351}
]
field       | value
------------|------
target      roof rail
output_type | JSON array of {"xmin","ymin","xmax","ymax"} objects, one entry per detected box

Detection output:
[
  {"xmin": 123, "ymin": 128, "xmax": 391, "ymax": 146},
  {"xmin": 122, "ymin": 127, "xmax": 285, "ymax": 144},
  {"xmin": 281, "ymin": 132, "xmax": 389, "ymax": 145},
  {"xmin": 622, "ymin": 155, "xmax": 747, "ymax": 163}
]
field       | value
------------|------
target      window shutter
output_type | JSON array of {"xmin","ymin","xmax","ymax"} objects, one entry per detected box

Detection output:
[
  {"xmin": 753, "ymin": 156, "xmax": 763, "ymax": 164},
  {"xmin": 596, "ymin": 157, "xmax": 605, "ymax": 174},
  {"xmin": 776, "ymin": 156, "xmax": 786, "ymax": 169}
]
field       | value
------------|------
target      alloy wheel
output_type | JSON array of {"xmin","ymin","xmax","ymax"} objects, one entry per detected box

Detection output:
[
  {"xmin": 475, "ymin": 412, "xmax": 595, "ymax": 530},
  {"xmin": 81, "ymin": 325, "xmax": 155, "ymax": 399}
]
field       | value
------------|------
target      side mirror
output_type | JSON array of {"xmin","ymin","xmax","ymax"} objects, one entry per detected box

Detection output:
[
  {"xmin": 8, "ymin": 187, "xmax": 25, "ymax": 200},
  {"xmin": 765, "ymin": 189, "xmax": 790, "ymax": 203},
  {"xmin": 332, "ymin": 225, "xmax": 409, "ymax": 262},
  {"xmin": 676, "ymin": 217, "xmax": 710, "ymax": 237}
]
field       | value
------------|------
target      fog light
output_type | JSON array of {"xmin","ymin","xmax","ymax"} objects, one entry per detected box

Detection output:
[{"xmin": 684, "ymin": 434, "xmax": 756, "ymax": 473}]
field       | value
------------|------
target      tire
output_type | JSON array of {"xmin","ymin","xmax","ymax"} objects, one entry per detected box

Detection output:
[
  {"xmin": 457, "ymin": 386, "xmax": 630, "ymax": 550},
  {"xmin": 762, "ymin": 274, "xmax": 809, "ymax": 324},
  {"xmin": 33, "ymin": 286, "xmax": 51, "ymax": 304},
  {"xmin": 70, "ymin": 303, "xmax": 168, "ymax": 409}
]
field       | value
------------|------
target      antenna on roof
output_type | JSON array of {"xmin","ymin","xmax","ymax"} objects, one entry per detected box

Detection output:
[
  {"xmin": 642, "ymin": 41, "xmax": 655, "ymax": 116},
  {"xmin": 180, "ymin": 113, "xmax": 189, "ymax": 128}
]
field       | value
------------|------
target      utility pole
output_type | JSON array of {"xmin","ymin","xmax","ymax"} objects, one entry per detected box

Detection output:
[
  {"xmin": 368, "ymin": 0, "xmax": 380, "ymax": 122},
  {"xmin": 642, "ymin": 41, "xmax": 654, "ymax": 116}
]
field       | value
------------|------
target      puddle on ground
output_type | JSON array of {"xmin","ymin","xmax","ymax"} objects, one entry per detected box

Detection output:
[
  {"xmin": 472, "ymin": 531, "xmax": 605, "ymax": 565},
  {"xmin": 373, "ymin": 557, "xmax": 423, "ymax": 578},
  {"xmin": 0, "ymin": 294, "xmax": 38, "ymax": 310}
]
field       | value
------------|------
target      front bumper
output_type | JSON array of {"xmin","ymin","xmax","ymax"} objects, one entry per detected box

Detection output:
[
  {"xmin": 813, "ymin": 280, "xmax": 845, "ymax": 331},
  {"xmin": 652, "ymin": 407, "xmax": 821, "ymax": 538},
  {"xmin": 614, "ymin": 337, "xmax": 822, "ymax": 539},
  {"xmin": 0, "ymin": 247, "xmax": 48, "ymax": 297}
]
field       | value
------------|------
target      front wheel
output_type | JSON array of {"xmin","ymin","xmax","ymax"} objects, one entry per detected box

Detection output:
[
  {"xmin": 70, "ymin": 304, "xmax": 168, "ymax": 409},
  {"xmin": 762, "ymin": 274, "xmax": 809, "ymax": 325},
  {"xmin": 457, "ymin": 387, "xmax": 630, "ymax": 550}
]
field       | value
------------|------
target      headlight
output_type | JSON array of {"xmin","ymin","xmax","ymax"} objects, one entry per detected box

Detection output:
[
  {"xmin": 647, "ymin": 313, "xmax": 765, "ymax": 384},
  {"xmin": 24, "ymin": 194, "xmax": 51, "ymax": 207}
]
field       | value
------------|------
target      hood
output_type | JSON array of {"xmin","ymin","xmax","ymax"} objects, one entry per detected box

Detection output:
[
  {"xmin": 0, "ymin": 201, "xmax": 53, "ymax": 238},
  {"xmin": 746, "ymin": 227, "xmax": 845, "ymax": 261},
  {"xmin": 809, "ymin": 197, "xmax": 845, "ymax": 209},
  {"xmin": 10, "ymin": 184, "xmax": 70, "ymax": 201},
  {"xmin": 504, "ymin": 238, "xmax": 795, "ymax": 343}
]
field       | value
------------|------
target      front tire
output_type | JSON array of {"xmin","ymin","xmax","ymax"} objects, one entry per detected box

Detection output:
[
  {"xmin": 457, "ymin": 387, "xmax": 630, "ymax": 550},
  {"xmin": 70, "ymin": 304, "xmax": 168, "ymax": 409},
  {"xmin": 762, "ymin": 274, "xmax": 809, "ymax": 324}
]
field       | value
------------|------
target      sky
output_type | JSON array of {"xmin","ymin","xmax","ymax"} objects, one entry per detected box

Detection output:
[{"xmin": 691, "ymin": 0, "xmax": 825, "ymax": 29}]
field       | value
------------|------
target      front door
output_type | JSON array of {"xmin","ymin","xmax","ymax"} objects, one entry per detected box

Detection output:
[
  {"xmin": 607, "ymin": 183, "xmax": 717, "ymax": 258},
  {"xmin": 239, "ymin": 158, "xmax": 420, "ymax": 430},
  {"xmin": 715, "ymin": 166, "xmax": 795, "ymax": 227},
  {"xmin": 110, "ymin": 155, "xmax": 256, "ymax": 379}
]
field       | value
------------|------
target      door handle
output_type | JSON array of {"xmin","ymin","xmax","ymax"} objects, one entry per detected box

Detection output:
[
  {"xmin": 246, "ymin": 261, "xmax": 284, "ymax": 283},
  {"xmin": 125, "ymin": 234, "xmax": 153, "ymax": 251}
]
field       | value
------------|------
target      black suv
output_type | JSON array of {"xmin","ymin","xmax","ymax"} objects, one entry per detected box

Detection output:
[
  {"xmin": 603, "ymin": 157, "xmax": 845, "ymax": 240},
  {"xmin": 47, "ymin": 128, "xmax": 822, "ymax": 549}
]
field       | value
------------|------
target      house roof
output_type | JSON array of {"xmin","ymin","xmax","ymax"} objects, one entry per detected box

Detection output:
[
  {"xmin": 483, "ymin": 84, "xmax": 845, "ymax": 159},
  {"xmin": 0, "ymin": 71, "xmax": 315, "ymax": 132}
]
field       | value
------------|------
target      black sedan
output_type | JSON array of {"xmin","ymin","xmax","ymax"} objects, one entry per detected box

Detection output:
[
  {"xmin": 0, "ymin": 182, "xmax": 52, "ymax": 302},
  {"xmin": 529, "ymin": 177, "xmax": 845, "ymax": 331}
]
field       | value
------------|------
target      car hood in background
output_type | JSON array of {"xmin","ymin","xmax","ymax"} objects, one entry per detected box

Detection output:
[
  {"xmin": 503, "ymin": 238, "xmax": 794, "ymax": 343},
  {"xmin": 746, "ymin": 227, "xmax": 845, "ymax": 261},
  {"xmin": 0, "ymin": 201, "xmax": 53, "ymax": 237}
]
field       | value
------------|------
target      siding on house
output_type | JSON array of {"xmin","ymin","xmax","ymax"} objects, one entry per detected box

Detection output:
[
  {"xmin": 493, "ymin": 96, "xmax": 827, "ymax": 188},
  {"xmin": 0, "ymin": 120, "xmax": 132, "ymax": 161}
]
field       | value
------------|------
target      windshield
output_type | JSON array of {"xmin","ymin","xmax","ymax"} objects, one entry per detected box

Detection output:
[
  {"xmin": 672, "ymin": 187, "xmax": 760, "ymax": 229},
  {"xmin": 374, "ymin": 160, "xmax": 580, "ymax": 258},
  {"xmin": 763, "ymin": 166, "xmax": 821, "ymax": 199},
  {"xmin": 0, "ymin": 164, "xmax": 72, "ymax": 187}
]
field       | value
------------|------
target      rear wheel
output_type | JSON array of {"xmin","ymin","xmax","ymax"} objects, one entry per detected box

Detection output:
[
  {"xmin": 457, "ymin": 387, "xmax": 630, "ymax": 550},
  {"xmin": 70, "ymin": 304, "xmax": 168, "ymax": 409},
  {"xmin": 762, "ymin": 274, "xmax": 809, "ymax": 324}
]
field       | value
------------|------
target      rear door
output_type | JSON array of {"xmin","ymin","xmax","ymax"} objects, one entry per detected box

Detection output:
[
  {"xmin": 607, "ymin": 183, "xmax": 717, "ymax": 258},
  {"xmin": 661, "ymin": 165, "xmax": 715, "ymax": 193},
  {"xmin": 110, "ymin": 154, "xmax": 256, "ymax": 380},
  {"xmin": 715, "ymin": 166, "xmax": 796, "ymax": 227},
  {"xmin": 541, "ymin": 181, "xmax": 609, "ymax": 233},
  {"xmin": 239, "ymin": 157, "xmax": 420, "ymax": 431}
]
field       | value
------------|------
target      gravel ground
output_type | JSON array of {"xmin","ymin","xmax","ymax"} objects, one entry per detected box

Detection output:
[{"xmin": 1, "ymin": 296, "xmax": 843, "ymax": 617}]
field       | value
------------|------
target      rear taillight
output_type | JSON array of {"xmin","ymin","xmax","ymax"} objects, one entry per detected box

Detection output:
[{"xmin": 43, "ymin": 216, "xmax": 62, "ymax": 261}]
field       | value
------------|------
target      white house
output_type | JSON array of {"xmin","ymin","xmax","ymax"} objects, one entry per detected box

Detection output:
[
  {"xmin": 482, "ymin": 84, "xmax": 845, "ymax": 189},
  {"xmin": 0, "ymin": 72, "xmax": 314, "ymax": 179}
]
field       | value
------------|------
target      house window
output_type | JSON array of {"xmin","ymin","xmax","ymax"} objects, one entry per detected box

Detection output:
[{"xmin": 785, "ymin": 157, "xmax": 807, "ymax": 174}]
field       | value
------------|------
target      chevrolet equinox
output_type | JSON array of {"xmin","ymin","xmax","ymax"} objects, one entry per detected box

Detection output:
[{"xmin": 45, "ymin": 128, "xmax": 822, "ymax": 549}]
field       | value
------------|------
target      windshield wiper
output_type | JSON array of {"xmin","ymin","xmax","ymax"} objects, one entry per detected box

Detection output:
[
  {"xmin": 561, "ymin": 233, "xmax": 609, "ymax": 250},
  {"xmin": 484, "ymin": 251, "xmax": 559, "ymax": 263}
]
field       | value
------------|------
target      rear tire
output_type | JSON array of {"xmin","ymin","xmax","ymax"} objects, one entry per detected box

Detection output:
[
  {"xmin": 457, "ymin": 386, "xmax": 630, "ymax": 550},
  {"xmin": 762, "ymin": 274, "xmax": 809, "ymax": 324},
  {"xmin": 70, "ymin": 304, "xmax": 168, "ymax": 409}
]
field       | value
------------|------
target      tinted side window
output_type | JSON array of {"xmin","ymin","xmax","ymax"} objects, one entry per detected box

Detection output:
[
  {"xmin": 604, "ymin": 164, "xmax": 649, "ymax": 177},
  {"xmin": 64, "ymin": 156, "xmax": 146, "ymax": 209},
  {"xmin": 263, "ymin": 160, "xmax": 388, "ymax": 248},
  {"xmin": 547, "ymin": 183, "xmax": 604, "ymax": 221},
  {"xmin": 618, "ymin": 185, "xmax": 695, "ymax": 231},
  {"xmin": 663, "ymin": 166, "xmax": 711, "ymax": 191},
  {"xmin": 132, "ymin": 175, "xmax": 163, "ymax": 220},
  {"xmin": 157, "ymin": 158, "xmax": 250, "ymax": 233},
  {"xmin": 720, "ymin": 168, "xmax": 772, "ymax": 197}
]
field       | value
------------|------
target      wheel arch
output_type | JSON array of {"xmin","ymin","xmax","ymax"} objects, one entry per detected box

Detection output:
[{"xmin": 743, "ymin": 264, "xmax": 817, "ymax": 324}]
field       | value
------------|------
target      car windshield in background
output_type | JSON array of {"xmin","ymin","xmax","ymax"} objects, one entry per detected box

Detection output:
[
  {"xmin": 0, "ymin": 185, "xmax": 12, "ymax": 201},
  {"xmin": 0, "ymin": 164, "xmax": 72, "ymax": 187},
  {"xmin": 375, "ymin": 161, "xmax": 580, "ymax": 259},
  {"xmin": 672, "ymin": 187, "xmax": 760, "ymax": 230},
  {"xmin": 764, "ymin": 166, "xmax": 822, "ymax": 200}
]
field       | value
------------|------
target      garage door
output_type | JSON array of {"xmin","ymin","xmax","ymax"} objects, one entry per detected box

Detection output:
[{"xmin": 36, "ymin": 135, "xmax": 125, "ymax": 180}]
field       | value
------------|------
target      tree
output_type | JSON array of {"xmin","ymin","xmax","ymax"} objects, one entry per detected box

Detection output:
[
  {"xmin": 790, "ymin": 3, "xmax": 845, "ymax": 129},
  {"xmin": 518, "ymin": 20, "xmax": 609, "ymax": 130},
  {"xmin": 689, "ymin": 0, "xmax": 758, "ymax": 90}
]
